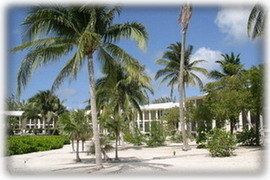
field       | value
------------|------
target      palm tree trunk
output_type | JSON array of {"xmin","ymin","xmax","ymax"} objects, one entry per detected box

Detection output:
[
  {"xmin": 76, "ymin": 140, "xmax": 81, "ymax": 162},
  {"xmin": 184, "ymin": 84, "xmax": 192, "ymax": 140},
  {"xmin": 115, "ymin": 132, "xmax": 119, "ymax": 160},
  {"xmin": 72, "ymin": 139, "xmax": 75, "ymax": 152},
  {"xmin": 87, "ymin": 54, "xmax": 103, "ymax": 168},
  {"xmin": 179, "ymin": 30, "xmax": 190, "ymax": 151},
  {"xmin": 82, "ymin": 140, "xmax": 85, "ymax": 152}
]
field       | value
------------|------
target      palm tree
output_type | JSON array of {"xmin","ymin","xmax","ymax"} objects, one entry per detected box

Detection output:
[
  {"xmin": 96, "ymin": 64, "xmax": 153, "ymax": 160},
  {"xmin": 155, "ymin": 42, "xmax": 207, "ymax": 148},
  {"xmin": 155, "ymin": 42, "xmax": 208, "ymax": 99},
  {"xmin": 209, "ymin": 53, "xmax": 244, "ymax": 134},
  {"xmin": 26, "ymin": 90, "xmax": 66, "ymax": 132},
  {"xmin": 58, "ymin": 110, "xmax": 92, "ymax": 162},
  {"xmin": 178, "ymin": 3, "xmax": 193, "ymax": 151},
  {"xmin": 209, "ymin": 52, "xmax": 243, "ymax": 80},
  {"xmin": 11, "ymin": 6, "xmax": 148, "ymax": 168},
  {"xmin": 247, "ymin": 4, "xmax": 265, "ymax": 39}
]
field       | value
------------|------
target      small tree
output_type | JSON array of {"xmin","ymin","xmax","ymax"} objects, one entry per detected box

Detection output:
[
  {"xmin": 146, "ymin": 120, "xmax": 166, "ymax": 147},
  {"xmin": 58, "ymin": 110, "xmax": 92, "ymax": 162}
]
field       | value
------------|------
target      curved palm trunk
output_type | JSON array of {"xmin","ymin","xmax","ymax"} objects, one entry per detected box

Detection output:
[
  {"xmin": 87, "ymin": 54, "xmax": 103, "ymax": 168},
  {"xmin": 179, "ymin": 30, "xmax": 190, "ymax": 151}
]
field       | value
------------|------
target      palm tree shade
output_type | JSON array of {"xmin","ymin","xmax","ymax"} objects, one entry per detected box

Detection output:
[{"xmin": 11, "ymin": 6, "xmax": 148, "ymax": 168}]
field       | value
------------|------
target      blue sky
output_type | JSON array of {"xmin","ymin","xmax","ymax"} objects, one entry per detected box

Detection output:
[{"xmin": 7, "ymin": 5, "xmax": 263, "ymax": 109}]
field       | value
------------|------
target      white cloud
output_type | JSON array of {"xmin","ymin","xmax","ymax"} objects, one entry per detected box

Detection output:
[
  {"xmin": 56, "ymin": 88, "xmax": 77, "ymax": 97},
  {"xmin": 190, "ymin": 47, "xmax": 223, "ymax": 85},
  {"xmin": 215, "ymin": 7, "xmax": 251, "ymax": 43}
]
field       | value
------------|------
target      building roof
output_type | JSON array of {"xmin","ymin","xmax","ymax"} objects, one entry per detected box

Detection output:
[
  {"xmin": 2, "ymin": 111, "xmax": 24, "ymax": 116},
  {"xmin": 140, "ymin": 102, "xmax": 179, "ymax": 110},
  {"xmin": 140, "ymin": 95, "xmax": 205, "ymax": 110}
]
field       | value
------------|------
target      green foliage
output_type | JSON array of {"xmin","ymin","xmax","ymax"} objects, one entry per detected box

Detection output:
[
  {"xmin": 88, "ymin": 136, "xmax": 113, "ymax": 156},
  {"xmin": 58, "ymin": 110, "xmax": 92, "ymax": 141},
  {"xmin": 146, "ymin": 121, "xmax": 166, "ymax": 147},
  {"xmin": 7, "ymin": 135, "xmax": 70, "ymax": 155},
  {"xmin": 236, "ymin": 128, "xmax": 258, "ymax": 146},
  {"xmin": 123, "ymin": 126, "xmax": 145, "ymax": 146},
  {"xmin": 206, "ymin": 128, "xmax": 237, "ymax": 157},
  {"xmin": 162, "ymin": 107, "xmax": 179, "ymax": 135},
  {"xmin": 170, "ymin": 132, "xmax": 183, "ymax": 143},
  {"xmin": 196, "ymin": 126, "xmax": 212, "ymax": 148}
]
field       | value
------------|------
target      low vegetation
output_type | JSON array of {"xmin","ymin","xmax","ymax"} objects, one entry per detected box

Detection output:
[
  {"xmin": 7, "ymin": 135, "xmax": 70, "ymax": 156},
  {"xmin": 206, "ymin": 128, "xmax": 237, "ymax": 157},
  {"xmin": 236, "ymin": 128, "xmax": 258, "ymax": 146}
]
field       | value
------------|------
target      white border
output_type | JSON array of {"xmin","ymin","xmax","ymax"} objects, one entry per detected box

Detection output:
[{"xmin": 0, "ymin": 0, "xmax": 269, "ymax": 180}]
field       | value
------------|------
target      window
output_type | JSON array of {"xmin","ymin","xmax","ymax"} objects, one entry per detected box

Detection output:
[
  {"xmin": 157, "ymin": 110, "xmax": 163, "ymax": 119},
  {"xmin": 145, "ymin": 122, "xmax": 150, "ymax": 132},
  {"xmin": 151, "ymin": 110, "xmax": 156, "ymax": 120},
  {"xmin": 144, "ymin": 111, "xmax": 149, "ymax": 120},
  {"xmin": 139, "ymin": 122, "xmax": 143, "ymax": 131}
]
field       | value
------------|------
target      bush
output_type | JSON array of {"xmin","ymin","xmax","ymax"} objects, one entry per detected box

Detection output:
[
  {"xmin": 7, "ymin": 135, "xmax": 70, "ymax": 156},
  {"xmin": 124, "ymin": 127, "xmax": 145, "ymax": 146},
  {"xmin": 146, "ymin": 121, "xmax": 166, "ymax": 147},
  {"xmin": 236, "ymin": 128, "xmax": 258, "ymax": 146},
  {"xmin": 206, "ymin": 128, "xmax": 237, "ymax": 157},
  {"xmin": 196, "ymin": 125, "xmax": 211, "ymax": 148}
]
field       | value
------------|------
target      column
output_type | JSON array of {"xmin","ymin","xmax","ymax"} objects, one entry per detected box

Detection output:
[
  {"xmin": 212, "ymin": 119, "xmax": 216, "ymax": 129},
  {"xmin": 247, "ymin": 111, "xmax": 251, "ymax": 130},
  {"xmin": 29, "ymin": 119, "xmax": 32, "ymax": 128},
  {"xmin": 38, "ymin": 119, "xmax": 41, "ymax": 128},
  {"xmin": 19, "ymin": 117, "xmax": 21, "ymax": 129},
  {"xmin": 155, "ymin": 110, "xmax": 158, "ymax": 120},
  {"xmin": 238, "ymin": 112, "xmax": 243, "ymax": 131}
]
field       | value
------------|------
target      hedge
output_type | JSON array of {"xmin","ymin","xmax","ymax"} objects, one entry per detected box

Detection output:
[{"xmin": 7, "ymin": 135, "xmax": 70, "ymax": 156}]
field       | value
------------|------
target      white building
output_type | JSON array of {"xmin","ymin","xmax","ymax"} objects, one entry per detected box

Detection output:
[
  {"xmin": 136, "ymin": 95, "xmax": 263, "ymax": 134},
  {"xmin": 3, "ymin": 95, "xmax": 264, "ymax": 135}
]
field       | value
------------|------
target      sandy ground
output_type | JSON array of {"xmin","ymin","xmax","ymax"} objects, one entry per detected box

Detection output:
[{"xmin": 4, "ymin": 141, "xmax": 265, "ymax": 176}]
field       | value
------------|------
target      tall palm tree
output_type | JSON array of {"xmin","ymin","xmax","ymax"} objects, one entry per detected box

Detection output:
[
  {"xmin": 11, "ymin": 6, "xmax": 148, "ymax": 168},
  {"xmin": 178, "ymin": 3, "xmax": 192, "ymax": 151},
  {"xmin": 96, "ymin": 64, "xmax": 153, "ymax": 160},
  {"xmin": 155, "ymin": 42, "xmax": 208, "ymax": 99},
  {"xmin": 247, "ymin": 4, "xmax": 265, "ymax": 39},
  {"xmin": 209, "ymin": 52, "xmax": 243, "ymax": 80}
]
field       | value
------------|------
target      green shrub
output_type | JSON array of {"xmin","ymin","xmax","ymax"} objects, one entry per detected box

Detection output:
[
  {"xmin": 206, "ymin": 128, "xmax": 237, "ymax": 157},
  {"xmin": 196, "ymin": 125, "xmax": 211, "ymax": 148},
  {"xmin": 7, "ymin": 135, "xmax": 70, "ymax": 156},
  {"xmin": 170, "ymin": 132, "xmax": 183, "ymax": 143},
  {"xmin": 146, "ymin": 121, "xmax": 166, "ymax": 147},
  {"xmin": 236, "ymin": 128, "xmax": 258, "ymax": 146},
  {"xmin": 124, "ymin": 127, "xmax": 145, "ymax": 146}
]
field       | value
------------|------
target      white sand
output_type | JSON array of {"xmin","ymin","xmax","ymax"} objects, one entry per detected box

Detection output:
[{"xmin": 4, "ymin": 141, "xmax": 265, "ymax": 176}]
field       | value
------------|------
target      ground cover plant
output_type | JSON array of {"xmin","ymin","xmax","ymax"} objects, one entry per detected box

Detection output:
[
  {"xmin": 7, "ymin": 135, "xmax": 70, "ymax": 155},
  {"xmin": 206, "ymin": 128, "xmax": 237, "ymax": 157}
]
